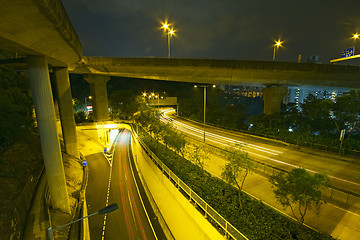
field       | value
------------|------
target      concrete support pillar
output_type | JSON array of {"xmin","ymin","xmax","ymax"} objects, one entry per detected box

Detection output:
[
  {"xmin": 83, "ymin": 74, "xmax": 110, "ymax": 122},
  {"xmin": 54, "ymin": 68, "xmax": 80, "ymax": 159},
  {"xmin": 262, "ymin": 85, "xmax": 288, "ymax": 115},
  {"xmin": 27, "ymin": 56, "xmax": 70, "ymax": 213}
]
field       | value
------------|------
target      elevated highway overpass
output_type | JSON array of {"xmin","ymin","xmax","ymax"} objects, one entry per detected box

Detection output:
[
  {"xmin": 72, "ymin": 56, "xmax": 360, "ymax": 121},
  {"xmin": 0, "ymin": 0, "xmax": 82, "ymax": 213},
  {"xmin": 1, "ymin": 0, "xmax": 360, "ymax": 218},
  {"xmin": 74, "ymin": 56, "xmax": 360, "ymax": 88}
]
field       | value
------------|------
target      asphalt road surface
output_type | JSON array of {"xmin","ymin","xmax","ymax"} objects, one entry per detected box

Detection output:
[
  {"xmin": 87, "ymin": 129, "xmax": 166, "ymax": 240},
  {"xmin": 161, "ymin": 109, "xmax": 360, "ymax": 195}
]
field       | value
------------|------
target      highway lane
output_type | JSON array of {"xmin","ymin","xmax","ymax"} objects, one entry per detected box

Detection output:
[
  {"xmin": 82, "ymin": 128, "xmax": 165, "ymax": 240},
  {"xmin": 105, "ymin": 129, "xmax": 166, "ymax": 240},
  {"xmin": 161, "ymin": 109, "xmax": 360, "ymax": 195},
  {"xmin": 86, "ymin": 151, "xmax": 110, "ymax": 239}
]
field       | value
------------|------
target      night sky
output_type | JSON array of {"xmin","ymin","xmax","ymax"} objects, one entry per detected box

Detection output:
[{"xmin": 62, "ymin": 0, "xmax": 360, "ymax": 63}]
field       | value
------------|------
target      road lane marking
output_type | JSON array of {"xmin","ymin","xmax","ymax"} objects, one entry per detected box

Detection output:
[
  {"xmin": 101, "ymin": 142, "xmax": 114, "ymax": 240},
  {"xmin": 162, "ymin": 109, "xmax": 282, "ymax": 155},
  {"xmin": 128, "ymin": 192, "xmax": 138, "ymax": 230},
  {"xmin": 127, "ymin": 141, "xmax": 158, "ymax": 240},
  {"xmin": 118, "ymin": 133, "xmax": 135, "ymax": 239},
  {"xmin": 122, "ymin": 130, "xmax": 148, "ymax": 240},
  {"xmin": 161, "ymin": 109, "xmax": 360, "ymax": 189}
]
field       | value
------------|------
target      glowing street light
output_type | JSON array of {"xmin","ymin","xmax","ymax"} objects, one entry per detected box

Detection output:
[
  {"xmin": 273, "ymin": 39, "xmax": 283, "ymax": 61},
  {"xmin": 161, "ymin": 20, "xmax": 176, "ymax": 58},
  {"xmin": 352, "ymin": 33, "xmax": 359, "ymax": 54}
]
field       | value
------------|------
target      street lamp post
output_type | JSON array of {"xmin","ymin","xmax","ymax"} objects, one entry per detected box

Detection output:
[
  {"xmin": 194, "ymin": 84, "xmax": 216, "ymax": 144},
  {"xmin": 167, "ymin": 29, "xmax": 175, "ymax": 58},
  {"xmin": 352, "ymin": 33, "xmax": 359, "ymax": 54},
  {"xmin": 273, "ymin": 39, "xmax": 283, "ymax": 61},
  {"xmin": 154, "ymin": 94, "xmax": 160, "ymax": 108},
  {"xmin": 47, "ymin": 203, "xmax": 118, "ymax": 240},
  {"xmin": 85, "ymin": 95, "xmax": 92, "ymax": 105},
  {"xmin": 161, "ymin": 20, "xmax": 176, "ymax": 58}
]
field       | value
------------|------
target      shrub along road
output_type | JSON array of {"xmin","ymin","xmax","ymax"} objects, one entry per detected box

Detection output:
[{"xmin": 161, "ymin": 110, "xmax": 360, "ymax": 239}]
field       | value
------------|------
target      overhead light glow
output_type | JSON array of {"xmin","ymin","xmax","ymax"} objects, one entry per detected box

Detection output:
[{"xmin": 274, "ymin": 39, "xmax": 283, "ymax": 48}]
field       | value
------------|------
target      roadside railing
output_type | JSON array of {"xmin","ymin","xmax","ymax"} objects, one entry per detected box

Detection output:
[
  {"xmin": 186, "ymin": 135, "xmax": 360, "ymax": 213},
  {"xmin": 9, "ymin": 167, "xmax": 44, "ymax": 240},
  {"xmin": 132, "ymin": 128, "xmax": 248, "ymax": 240},
  {"xmin": 176, "ymin": 114, "xmax": 360, "ymax": 157}
]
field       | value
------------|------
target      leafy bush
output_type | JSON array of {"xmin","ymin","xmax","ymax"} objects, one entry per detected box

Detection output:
[
  {"xmin": 138, "ymin": 129, "xmax": 335, "ymax": 239},
  {"xmin": 0, "ymin": 66, "xmax": 33, "ymax": 145}
]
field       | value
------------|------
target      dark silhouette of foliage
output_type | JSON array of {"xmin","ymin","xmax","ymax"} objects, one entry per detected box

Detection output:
[{"xmin": 0, "ymin": 66, "xmax": 33, "ymax": 144}]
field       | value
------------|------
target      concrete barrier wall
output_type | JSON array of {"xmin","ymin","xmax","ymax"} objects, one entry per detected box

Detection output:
[{"xmin": 131, "ymin": 132, "xmax": 225, "ymax": 240}]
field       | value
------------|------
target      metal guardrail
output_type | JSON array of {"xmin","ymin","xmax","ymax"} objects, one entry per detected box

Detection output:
[
  {"xmin": 132, "ymin": 129, "xmax": 248, "ymax": 240},
  {"xmin": 186, "ymin": 134, "xmax": 360, "ymax": 212},
  {"xmin": 176, "ymin": 115, "xmax": 360, "ymax": 157},
  {"xmin": 175, "ymin": 114, "xmax": 360, "ymax": 208}
]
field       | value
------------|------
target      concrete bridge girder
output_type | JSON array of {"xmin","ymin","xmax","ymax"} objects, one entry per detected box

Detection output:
[
  {"xmin": 54, "ymin": 67, "xmax": 80, "ymax": 159},
  {"xmin": 73, "ymin": 57, "xmax": 360, "ymax": 114},
  {"xmin": 27, "ymin": 55, "xmax": 70, "ymax": 213},
  {"xmin": 75, "ymin": 57, "xmax": 360, "ymax": 88},
  {"xmin": 262, "ymin": 86, "xmax": 288, "ymax": 115},
  {"xmin": 0, "ymin": 0, "xmax": 82, "ymax": 67},
  {"xmin": 83, "ymin": 74, "xmax": 110, "ymax": 122}
]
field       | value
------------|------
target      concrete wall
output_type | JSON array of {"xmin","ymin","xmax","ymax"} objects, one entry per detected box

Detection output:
[{"xmin": 131, "ymin": 132, "xmax": 224, "ymax": 240}]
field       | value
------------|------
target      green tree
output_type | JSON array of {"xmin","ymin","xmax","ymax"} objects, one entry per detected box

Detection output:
[
  {"xmin": 185, "ymin": 144, "xmax": 209, "ymax": 172},
  {"xmin": 270, "ymin": 168, "xmax": 329, "ymax": 224},
  {"xmin": 136, "ymin": 105, "xmax": 159, "ymax": 130},
  {"xmin": 301, "ymin": 95, "xmax": 334, "ymax": 134},
  {"xmin": 74, "ymin": 111, "xmax": 87, "ymax": 123},
  {"xmin": 333, "ymin": 89, "xmax": 360, "ymax": 138},
  {"xmin": 249, "ymin": 113, "xmax": 287, "ymax": 135},
  {"xmin": 221, "ymin": 148, "xmax": 254, "ymax": 209},
  {"xmin": 135, "ymin": 103, "xmax": 186, "ymax": 154},
  {"xmin": 109, "ymin": 90, "xmax": 139, "ymax": 120},
  {"xmin": 0, "ymin": 66, "xmax": 33, "ymax": 144},
  {"xmin": 283, "ymin": 102, "xmax": 304, "ymax": 130},
  {"xmin": 162, "ymin": 124, "xmax": 186, "ymax": 155}
]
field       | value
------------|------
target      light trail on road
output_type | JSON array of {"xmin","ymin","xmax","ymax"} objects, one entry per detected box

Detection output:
[
  {"xmin": 160, "ymin": 108, "xmax": 360, "ymax": 190},
  {"xmin": 104, "ymin": 129, "xmax": 163, "ymax": 239},
  {"xmin": 161, "ymin": 108, "xmax": 282, "ymax": 158}
]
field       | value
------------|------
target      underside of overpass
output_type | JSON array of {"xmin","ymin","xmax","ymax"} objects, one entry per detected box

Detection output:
[{"xmin": 0, "ymin": 0, "xmax": 83, "ymax": 213}]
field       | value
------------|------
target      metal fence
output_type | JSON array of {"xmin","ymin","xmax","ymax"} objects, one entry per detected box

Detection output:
[
  {"xmin": 176, "ymin": 115, "xmax": 360, "ymax": 157},
  {"xmin": 133, "ymin": 130, "xmax": 248, "ymax": 240},
  {"xmin": 191, "ymin": 138, "xmax": 360, "ymax": 212},
  {"xmin": 8, "ymin": 167, "xmax": 44, "ymax": 240}
]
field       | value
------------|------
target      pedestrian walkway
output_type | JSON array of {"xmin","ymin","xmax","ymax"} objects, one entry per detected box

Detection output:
[
  {"xmin": 23, "ymin": 127, "xmax": 102, "ymax": 240},
  {"xmin": 23, "ymin": 173, "xmax": 48, "ymax": 240},
  {"xmin": 204, "ymin": 153, "xmax": 360, "ymax": 240}
]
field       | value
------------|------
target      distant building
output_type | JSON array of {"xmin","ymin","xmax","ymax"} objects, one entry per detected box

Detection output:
[
  {"xmin": 286, "ymin": 87, "xmax": 348, "ymax": 109},
  {"xmin": 221, "ymin": 84, "xmax": 349, "ymax": 111},
  {"xmin": 221, "ymin": 85, "xmax": 263, "ymax": 98},
  {"xmin": 307, "ymin": 55, "xmax": 321, "ymax": 64}
]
